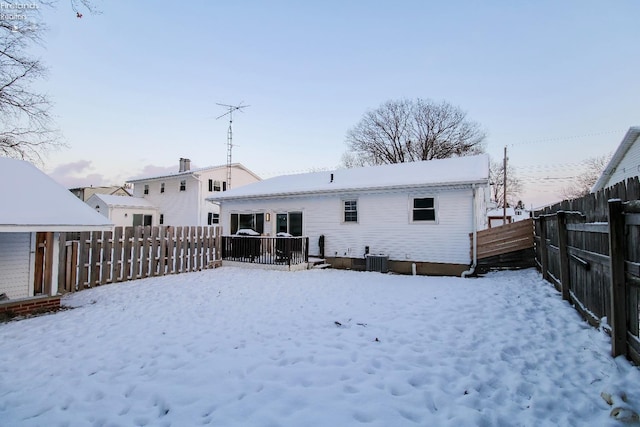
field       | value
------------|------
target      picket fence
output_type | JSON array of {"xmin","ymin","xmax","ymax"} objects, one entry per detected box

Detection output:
[{"xmin": 58, "ymin": 226, "xmax": 221, "ymax": 292}]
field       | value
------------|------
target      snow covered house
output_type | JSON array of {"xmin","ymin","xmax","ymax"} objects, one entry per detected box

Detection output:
[
  {"xmin": 0, "ymin": 158, "xmax": 112, "ymax": 311},
  {"xmin": 86, "ymin": 194, "xmax": 159, "ymax": 227},
  {"xmin": 592, "ymin": 126, "xmax": 640, "ymax": 193},
  {"xmin": 207, "ymin": 155, "xmax": 490, "ymax": 276},
  {"xmin": 487, "ymin": 206, "xmax": 531, "ymax": 228},
  {"xmin": 127, "ymin": 158, "xmax": 261, "ymax": 226}
]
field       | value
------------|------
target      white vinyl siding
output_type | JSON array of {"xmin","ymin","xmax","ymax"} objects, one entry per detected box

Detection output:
[
  {"xmin": 132, "ymin": 166, "xmax": 260, "ymax": 226},
  {"xmin": 606, "ymin": 140, "xmax": 640, "ymax": 189},
  {"xmin": 219, "ymin": 186, "xmax": 477, "ymax": 264},
  {"xmin": 0, "ymin": 232, "xmax": 32, "ymax": 299}
]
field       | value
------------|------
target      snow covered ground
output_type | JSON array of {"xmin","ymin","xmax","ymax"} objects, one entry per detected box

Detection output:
[{"xmin": 1, "ymin": 268, "xmax": 639, "ymax": 427}]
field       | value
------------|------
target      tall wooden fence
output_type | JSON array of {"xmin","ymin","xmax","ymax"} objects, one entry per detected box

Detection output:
[
  {"xmin": 58, "ymin": 226, "xmax": 221, "ymax": 292},
  {"xmin": 534, "ymin": 177, "xmax": 640, "ymax": 364},
  {"xmin": 471, "ymin": 218, "xmax": 535, "ymax": 271}
]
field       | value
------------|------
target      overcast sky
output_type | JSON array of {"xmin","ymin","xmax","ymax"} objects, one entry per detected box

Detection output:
[{"xmin": 31, "ymin": 0, "xmax": 640, "ymax": 208}]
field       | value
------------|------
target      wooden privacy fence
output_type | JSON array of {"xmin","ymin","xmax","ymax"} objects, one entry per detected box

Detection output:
[
  {"xmin": 471, "ymin": 218, "xmax": 535, "ymax": 271},
  {"xmin": 57, "ymin": 226, "xmax": 221, "ymax": 292},
  {"xmin": 534, "ymin": 176, "xmax": 640, "ymax": 364}
]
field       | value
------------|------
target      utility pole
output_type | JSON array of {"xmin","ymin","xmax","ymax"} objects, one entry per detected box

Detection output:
[
  {"xmin": 216, "ymin": 103, "xmax": 249, "ymax": 190},
  {"xmin": 503, "ymin": 145, "xmax": 508, "ymax": 225}
]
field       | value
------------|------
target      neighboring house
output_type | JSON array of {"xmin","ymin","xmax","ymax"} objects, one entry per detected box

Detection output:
[
  {"xmin": 592, "ymin": 126, "xmax": 640, "ymax": 193},
  {"xmin": 487, "ymin": 206, "xmax": 531, "ymax": 228},
  {"xmin": 69, "ymin": 185, "xmax": 131, "ymax": 201},
  {"xmin": 127, "ymin": 158, "xmax": 261, "ymax": 226},
  {"xmin": 0, "ymin": 157, "xmax": 112, "ymax": 302},
  {"xmin": 208, "ymin": 155, "xmax": 490, "ymax": 276},
  {"xmin": 86, "ymin": 194, "xmax": 159, "ymax": 227}
]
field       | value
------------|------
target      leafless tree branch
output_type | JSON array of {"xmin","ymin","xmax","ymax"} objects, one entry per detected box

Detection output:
[{"xmin": 344, "ymin": 98, "xmax": 486, "ymax": 166}]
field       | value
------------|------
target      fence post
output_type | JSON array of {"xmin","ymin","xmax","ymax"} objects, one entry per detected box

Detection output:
[
  {"xmin": 78, "ymin": 231, "xmax": 90, "ymax": 289},
  {"xmin": 608, "ymin": 199, "xmax": 627, "ymax": 358},
  {"xmin": 557, "ymin": 212, "xmax": 571, "ymax": 301},
  {"xmin": 57, "ymin": 232, "xmax": 68, "ymax": 292},
  {"xmin": 90, "ymin": 231, "xmax": 101, "ymax": 287},
  {"xmin": 539, "ymin": 216, "xmax": 549, "ymax": 281}
]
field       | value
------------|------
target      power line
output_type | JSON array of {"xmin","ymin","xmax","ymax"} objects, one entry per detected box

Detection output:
[{"xmin": 506, "ymin": 129, "xmax": 623, "ymax": 147}]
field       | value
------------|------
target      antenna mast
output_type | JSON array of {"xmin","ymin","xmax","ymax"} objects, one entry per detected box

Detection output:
[{"xmin": 216, "ymin": 102, "xmax": 249, "ymax": 190}]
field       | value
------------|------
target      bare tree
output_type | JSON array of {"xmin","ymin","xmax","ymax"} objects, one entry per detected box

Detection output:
[
  {"xmin": 489, "ymin": 160, "xmax": 522, "ymax": 208},
  {"xmin": 560, "ymin": 154, "xmax": 611, "ymax": 200},
  {"xmin": 0, "ymin": 1, "xmax": 97, "ymax": 163},
  {"xmin": 344, "ymin": 98, "xmax": 486, "ymax": 166}
]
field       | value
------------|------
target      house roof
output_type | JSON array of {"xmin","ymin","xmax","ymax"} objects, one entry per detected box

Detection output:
[
  {"xmin": 208, "ymin": 154, "xmax": 490, "ymax": 201},
  {"xmin": 69, "ymin": 185, "xmax": 130, "ymax": 194},
  {"xmin": 0, "ymin": 157, "xmax": 114, "ymax": 232},
  {"xmin": 591, "ymin": 126, "xmax": 640, "ymax": 193},
  {"xmin": 87, "ymin": 194, "xmax": 157, "ymax": 209},
  {"xmin": 127, "ymin": 163, "xmax": 261, "ymax": 183}
]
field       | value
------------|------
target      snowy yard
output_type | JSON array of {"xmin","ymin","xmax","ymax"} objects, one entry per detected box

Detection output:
[{"xmin": 1, "ymin": 268, "xmax": 639, "ymax": 427}]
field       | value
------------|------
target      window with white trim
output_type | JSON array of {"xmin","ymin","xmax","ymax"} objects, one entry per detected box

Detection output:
[
  {"xmin": 412, "ymin": 197, "xmax": 436, "ymax": 221},
  {"xmin": 208, "ymin": 212, "xmax": 219, "ymax": 225},
  {"xmin": 343, "ymin": 199, "xmax": 358, "ymax": 222},
  {"xmin": 144, "ymin": 184, "xmax": 149, "ymax": 195}
]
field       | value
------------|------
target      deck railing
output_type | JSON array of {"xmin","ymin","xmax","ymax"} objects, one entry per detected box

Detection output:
[{"xmin": 221, "ymin": 236, "xmax": 309, "ymax": 266}]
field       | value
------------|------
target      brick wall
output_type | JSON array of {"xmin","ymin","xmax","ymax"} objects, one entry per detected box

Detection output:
[{"xmin": 0, "ymin": 295, "xmax": 61, "ymax": 319}]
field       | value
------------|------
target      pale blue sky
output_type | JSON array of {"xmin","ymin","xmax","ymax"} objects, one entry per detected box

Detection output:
[{"xmin": 34, "ymin": 0, "xmax": 640, "ymax": 207}]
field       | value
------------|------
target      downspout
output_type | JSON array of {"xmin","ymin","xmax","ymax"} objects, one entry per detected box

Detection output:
[{"xmin": 461, "ymin": 183, "xmax": 477, "ymax": 278}]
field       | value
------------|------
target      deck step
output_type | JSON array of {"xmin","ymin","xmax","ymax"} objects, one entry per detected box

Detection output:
[
  {"xmin": 308, "ymin": 258, "xmax": 330, "ymax": 269},
  {"xmin": 312, "ymin": 263, "xmax": 332, "ymax": 269}
]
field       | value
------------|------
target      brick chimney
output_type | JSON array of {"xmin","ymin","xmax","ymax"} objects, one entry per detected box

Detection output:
[{"xmin": 179, "ymin": 158, "xmax": 191, "ymax": 172}]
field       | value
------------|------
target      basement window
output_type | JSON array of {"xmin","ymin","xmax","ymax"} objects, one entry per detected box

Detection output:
[{"xmin": 412, "ymin": 197, "xmax": 436, "ymax": 222}]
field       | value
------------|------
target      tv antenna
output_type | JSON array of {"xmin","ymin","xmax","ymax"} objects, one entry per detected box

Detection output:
[{"xmin": 216, "ymin": 102, "xmax": 249, "ymax": 190}]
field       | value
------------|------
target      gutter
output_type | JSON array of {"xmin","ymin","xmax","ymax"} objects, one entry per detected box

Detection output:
[
  {"xmin": 461, "ymin": 183, "xmax": 478, "ymax": 278},
  {"xmin": 207, "ymin": 179, "xmax": 489, "ymax": 203}
]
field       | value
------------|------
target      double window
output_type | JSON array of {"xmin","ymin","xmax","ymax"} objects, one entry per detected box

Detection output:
[
  {"xmin": 412, "ymin": 197, "xmax": 436, "ymax": 222},
  {"xmin": 230, "ymin": 213, "xmax": 264, "ymax": 235}
]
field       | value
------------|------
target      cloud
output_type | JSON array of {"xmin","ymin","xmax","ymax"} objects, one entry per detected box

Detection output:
[
  {"xmin": 47, "ymin": 160, "xmax": 111, "ymax": 189},
  {"xmin": 130, "ymin": 164, "xmax": 178, "ymax": 180}
]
